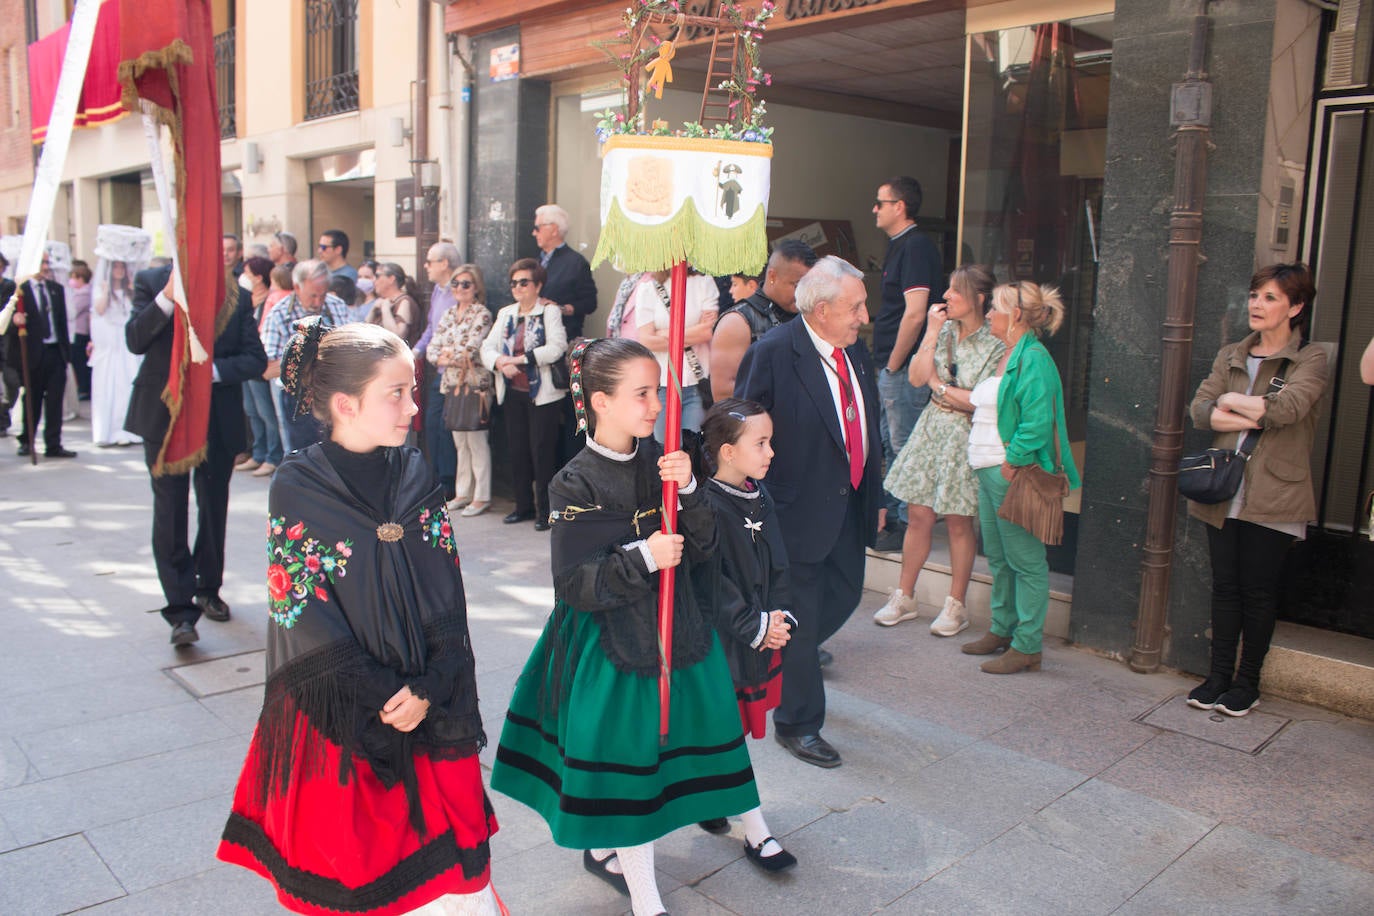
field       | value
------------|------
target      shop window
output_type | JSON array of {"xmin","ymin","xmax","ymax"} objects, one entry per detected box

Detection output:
[
  {"xmin": 304, "ymin": 0, "xmax": 359, "ymax": 121},
  {"xmin": 961, "ymin": 15, "xmax": 1113, "ymax": 446},
  {"xmin": 214, "ymin": 27, "xmax": 236, "ymax": 138}
]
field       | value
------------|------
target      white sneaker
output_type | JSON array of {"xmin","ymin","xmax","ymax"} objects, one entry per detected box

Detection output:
[
  {"xmin": 929, "ymin": 596, "xmax": 969, "ymax": 636},
  {"xmin": 873, "ymin": 589, "xmax": 919, "ymax": 627}
]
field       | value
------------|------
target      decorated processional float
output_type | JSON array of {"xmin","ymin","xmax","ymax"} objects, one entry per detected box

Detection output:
[{"xmin": 588, "ymin": 0, "xmax": 776, "ymax": 742}]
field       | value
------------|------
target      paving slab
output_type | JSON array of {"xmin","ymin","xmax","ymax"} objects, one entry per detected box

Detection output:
[
  {"xmin": 490, "ymin": 836, "xmax": 684, "ymax": 916},
  {"xmin": 17, "ymin": 699, "xmax": 234, "ymax": 779},
  {"xmin": 0, "ymin": 669, "xmax": 193, "ymax": 739},
  {"xmin": 696, "ymin": 799, "xmax": 978, "ymax": 916},
  {"xmin": 0, "ymin": 738, "xmax": 32, "ymax": 790},
  {"xmin": 86, "ymin": 793, "xmax": 236, "ymax": 894},
  {"xmin": 0, "ymin": 833, "xmax": 126, "ymax": 915},
  {"xmin": 1116, "ymin": 823, "xmax": 1374, "ymax": 914},
  {"xmin": 76, "ymin": 864, "xmax": 283, "ymax": 915},
  {"xmin": 198, "ymin": 685, "xmax": 267, "ymax": 735},
  {"xmin": 1138, "ymin": 694, "xmax": 1292, "ymax": 754},
  {"xmin": 166, "ymin": 650, "xmax": 267, "ymax": 698},
  {"xmin": 0, "ymin": 735, "xmax": 245, "ymax": 846},
  {"xmin": 0, "ymin": 812, "xmax": 18, "ymax": 854}
]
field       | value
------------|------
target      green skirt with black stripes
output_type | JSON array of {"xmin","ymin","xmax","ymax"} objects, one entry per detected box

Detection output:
[{"xmin": 490, "ymin": 602, "xmax": 760, "ymax": 849}]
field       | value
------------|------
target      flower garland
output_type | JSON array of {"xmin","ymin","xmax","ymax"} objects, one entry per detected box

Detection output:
[{"xmin": 594, "ymin": 0, "xmax": 775, "ymax": 144}]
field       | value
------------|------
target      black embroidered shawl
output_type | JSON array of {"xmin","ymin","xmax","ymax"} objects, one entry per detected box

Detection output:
[{"xmin": 253, "ymin": 443, "xmax": 485, "ymax": 833}]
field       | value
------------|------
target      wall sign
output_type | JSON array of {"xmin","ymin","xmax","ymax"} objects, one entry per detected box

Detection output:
[{"xmin": 490, "ymin": 43, "xmax": 520, "ymax": 82}]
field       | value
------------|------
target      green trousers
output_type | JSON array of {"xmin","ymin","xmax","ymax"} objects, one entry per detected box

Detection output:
[{"xmin": 976, "ymin": 466, "xmax": 1049, "ymax": 654}]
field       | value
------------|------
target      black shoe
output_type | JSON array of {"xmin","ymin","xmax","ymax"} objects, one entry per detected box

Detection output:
[
  {"xmin": 698, "ymin": 818, "xmax": 730, "ymax": 835},
  {"xmin": 1216, "ymin": 683, "xmax": 1260, "ymax": 717},
  {"xmin": 817, "ymin": 648, "xmax": 834, "ymax": 668},
  {"xmin": 534, "ymin": 518, "xmax": 551, "ymax": 532},
  {"xmin": 17, "ymin": 443, "xmax": 31, "ymax": 456},
  {"xmin": 744, "ymin": 836, "xmax": 798, "ymax": 872},
  {"xmin": 582, "ymin": 849, "xmax": 630, "ymax": 897},
  {"xmin": 1186, "ymin": 675, "xmax": 1231, "ymax": 710},
  {"xmin": 775, "ymin": 732, "xmax": 841, "ymax": 768},
  {"xmin": 195, "ymin": 593, "xmax": 231, "ymax": 623},
  {"xmin": 874, "ymin": 527, "xmax": 905, "ymax": 553},
  {"xmin": 45, "ymin": 447, "xmax": 78, "ymax": 458},
  {"xmin": 170, "ymin": 621, "xmax": 199, "ymax": 647},
  {"xmin": 503, "ymin": 510, "xmax": 535, "ymax": 524}
]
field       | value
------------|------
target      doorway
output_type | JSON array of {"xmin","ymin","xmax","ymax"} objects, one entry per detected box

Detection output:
[{"xmin": 1285, "ymin": 96, "xmax": 1374, "ymax": 638}]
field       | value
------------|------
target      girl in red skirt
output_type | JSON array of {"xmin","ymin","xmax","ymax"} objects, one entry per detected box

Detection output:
[
  {"xmin": 690, "ymin": 397, "xmax": 798, "ymax": 871},
  {"xmin": 217, "ymin": 320, "xmax": 503, "ymax": 915}
]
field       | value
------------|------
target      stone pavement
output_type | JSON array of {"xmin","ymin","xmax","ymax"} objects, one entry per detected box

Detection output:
[{"xmin": 2, "ymin": 421, "xmax": 1373, "ymax": 915}]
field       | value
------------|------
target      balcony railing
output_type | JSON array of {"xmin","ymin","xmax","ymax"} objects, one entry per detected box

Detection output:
[
  {"xmin": 304, "ymin": 0, "xmax": 359, "ymax": 120},
  {"xmin": 214, "ymin": 28, "xmax": 236, "ymax": 139}
]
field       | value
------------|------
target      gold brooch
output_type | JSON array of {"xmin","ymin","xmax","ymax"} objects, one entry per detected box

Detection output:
[{"xmin": 376, "ymin": 523, "xmax": 405, "ymax": 542}]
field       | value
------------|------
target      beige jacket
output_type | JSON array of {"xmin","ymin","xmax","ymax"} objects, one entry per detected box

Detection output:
[{"xmin": 1187, "ymin": 331, "xmax": 1329, "ymax": 529}]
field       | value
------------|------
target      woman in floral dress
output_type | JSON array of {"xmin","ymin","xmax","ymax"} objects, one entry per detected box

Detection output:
[{"xmin": 875, "ymin": 264, "xmax": 1004, "ymax": 636}]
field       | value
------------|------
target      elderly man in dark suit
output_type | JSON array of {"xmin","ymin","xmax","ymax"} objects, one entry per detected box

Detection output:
[
  {"xmin": 126, "ymin": 264, "xmax": 267, "ymax": 647},
  {"xmin": 5, "ymin": 254, "xmax": 77, "ymax": 458},
  {"xmin": 532, "ymin": 204, "xmax": 598, "ymax": 338},
  {"xmin": 735, "ymin": 255, "xmax": 881, "ymax": 768}
]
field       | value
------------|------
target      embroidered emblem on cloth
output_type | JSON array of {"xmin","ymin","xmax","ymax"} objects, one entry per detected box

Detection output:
[
  {"xmin": 266, "ymin": 517, "xmax": 352, "ymax": 629},
  {"xmin": 418, "ymin": 506, "xmax": 458, "ymax": 565}
]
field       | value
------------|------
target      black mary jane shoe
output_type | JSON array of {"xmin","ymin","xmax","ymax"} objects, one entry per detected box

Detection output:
[
  {"xmin": 698, "ymin": 818, "xmax": 730, "ymax": 834},
  {"xmin": 582, "ymin": 850, "xmax": 630, "ymax": 897},
  {"xmin": 744, "ymin": 836, "xmax": 798, "ymax": 872}
]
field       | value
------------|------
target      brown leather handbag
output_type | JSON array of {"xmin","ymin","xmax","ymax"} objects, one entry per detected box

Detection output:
[{"xmin": 997, "ymin": 407, "xmax": 1069, "ymax": 545}]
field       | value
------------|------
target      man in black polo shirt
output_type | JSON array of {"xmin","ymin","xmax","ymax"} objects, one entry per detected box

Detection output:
[
  {"xmin": 871, "ymin": 176, "xmax": 944, "ymax": 550},
  {"xmin": 711, "ymin": 238, "xmax": 816, "ymax": 401}
]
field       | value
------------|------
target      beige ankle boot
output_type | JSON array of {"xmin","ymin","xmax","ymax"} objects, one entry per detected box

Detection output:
[
  {"xmin": 961, "ymin": 632, "xmax": 1012, "ymax": 655},
  {"xmin": 980, "ymin": 648, "xmax": 1042, "ymax": 674}
]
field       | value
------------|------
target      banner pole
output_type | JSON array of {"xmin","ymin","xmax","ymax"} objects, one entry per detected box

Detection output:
[{"xmin": 657, "ymin": 259, "xmax": 688, "ymax": 744}]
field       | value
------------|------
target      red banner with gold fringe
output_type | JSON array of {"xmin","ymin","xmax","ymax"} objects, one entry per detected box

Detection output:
[
  {"xmin": 117, "ymin": 0, "xmax": 224, "ymax": 475},
  {"xmin": 28, "ymin": 0, "xmax": 126, "ymax": 143}
]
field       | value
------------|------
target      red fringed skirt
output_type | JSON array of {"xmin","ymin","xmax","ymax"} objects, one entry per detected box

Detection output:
[
  {"xmin": 218, "ymin": 716, "xmax": 498, "ymax": 916},
  {"xmin": 736, "ymin": 648, "xmax": 783, "ymax": 740}
]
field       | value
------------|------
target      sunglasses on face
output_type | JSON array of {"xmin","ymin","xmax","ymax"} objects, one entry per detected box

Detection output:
[
  {"xmin": 873, "ymin": 199, "xmax": 899, "ymax": 208},
  {"xmin": 510, "ymin": 278, "xmax": 534, "ymax": 288},
  {"xmin": 452, "ymin": 279, "xmax": 475, "ymax": 289}
]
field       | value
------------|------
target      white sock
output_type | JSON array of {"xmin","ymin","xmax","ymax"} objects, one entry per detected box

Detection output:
[
  {"xmin": 589, "ymin": 847, "xmax": 622, "ymax": 875},
  {"xmin": 403, "ymin": 883, "xmax": 501, "ymax": 915},
  {"xmin": 740, "ymin": 807, "xmax": 783, "ymax": 857},
  {"xmin": 615, "ymin": 842, "xmax": 665, "ymax": 916}
]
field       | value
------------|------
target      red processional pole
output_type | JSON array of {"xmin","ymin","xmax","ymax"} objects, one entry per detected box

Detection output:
[{"xmin": 657, "ymin": 260, "xmax": 688, "ymax": 744}]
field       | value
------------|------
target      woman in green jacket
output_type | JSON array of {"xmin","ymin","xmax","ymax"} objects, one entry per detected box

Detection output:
[{"xmin": 962, "ymin": 282, "xmax": 1079, "ymax": 674}]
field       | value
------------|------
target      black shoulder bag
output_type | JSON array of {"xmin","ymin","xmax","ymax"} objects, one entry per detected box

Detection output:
[{"xmin": 1178, "ymin": 356, "xmax": 1292, "ymax": 505}]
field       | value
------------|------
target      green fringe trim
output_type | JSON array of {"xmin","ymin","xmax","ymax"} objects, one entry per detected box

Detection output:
[{"xmin": 592, "ymin": 197, "xmax": 768, "ymax": 276}]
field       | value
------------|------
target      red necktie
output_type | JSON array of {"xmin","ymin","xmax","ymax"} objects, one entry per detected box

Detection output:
[{"xmin": 832, "ymin": 346, "xmax": 864, "ymax": 489}]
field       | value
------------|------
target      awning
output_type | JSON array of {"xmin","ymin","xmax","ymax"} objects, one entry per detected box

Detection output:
[{"xmin": 28, "ymin": 0, "xmax": 126, "ymax": 144}]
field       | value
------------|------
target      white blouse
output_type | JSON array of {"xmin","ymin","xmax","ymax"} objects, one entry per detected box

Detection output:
[{"xmin": 967, "ymin": 375, "xmax": 1005, "ymax": 470}]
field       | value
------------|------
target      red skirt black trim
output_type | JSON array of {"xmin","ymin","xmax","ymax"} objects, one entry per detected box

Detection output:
[
  {"xmin": 736, "ymin": 649, "xmax": 783, "ymax": 740},
  {"xmin": 218, "ymin": 717, "xmax": 497, "ymax": 916}
]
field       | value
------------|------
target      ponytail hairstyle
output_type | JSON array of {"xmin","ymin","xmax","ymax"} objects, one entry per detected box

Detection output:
[
  {"xmin": 573, "ymin": 337, "xmax": 657, "ymax": 438},
  {"xmin": 281, "ymin": 319, "xmax": 410, "ymax": 426},
  {"xmin": 992, "ymin": 281, "xmax": 1065, "ymax": 338},
  {"xmin": 690, "ymin": 397, "xmax": 768, "ymax": 481},
  {"xmin": 948, "ymin": 264, "xmax": 997, "ymax": 316}
]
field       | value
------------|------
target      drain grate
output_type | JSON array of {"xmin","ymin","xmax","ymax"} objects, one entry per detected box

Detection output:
[
  {"xmin": 165, "ymin": 650, "xmax": 265, "ymax": 698},
  {"xmin": 1136, "ymin": 695, "xmax": 1291, "ymax": 755}
]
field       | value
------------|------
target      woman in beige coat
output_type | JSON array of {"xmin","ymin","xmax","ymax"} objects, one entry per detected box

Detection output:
[{"xmin": 1185, "ymin": 263, "xmax": 1328, "ymax": 717}]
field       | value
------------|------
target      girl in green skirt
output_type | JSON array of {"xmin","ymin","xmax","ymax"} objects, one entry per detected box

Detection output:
[{"xmin": 490, "ymin": 338, "xmax": 759, "ymax": 916}]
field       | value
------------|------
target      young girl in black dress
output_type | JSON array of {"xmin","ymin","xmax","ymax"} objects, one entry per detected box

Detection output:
[
  {"xmin": 691, "ymin": 398, "xmax": 798, "ymax": 871},
  {"xmin": 217, "ymin": 320, "xmax": 502, "ymax": 916},
  {"xmin": 490, "ymin": 338, "xmax": 760, "ymax": 916}
]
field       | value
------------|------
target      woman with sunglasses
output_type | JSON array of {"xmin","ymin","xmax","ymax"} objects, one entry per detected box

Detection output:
[
  {"xmin": 430, "ymin": 264, "xmax": 495, "ymax": 517},
  {"xmin": 366, "ymin": 263, "xmax": 422, "ymax": 347},
  {"xmin": 481, "ymin": 258, "xmax": 568, "ymax": 530},
  {"xmin": 877, "ymin": 265, "xmax": 1005, "ymax": 637}
]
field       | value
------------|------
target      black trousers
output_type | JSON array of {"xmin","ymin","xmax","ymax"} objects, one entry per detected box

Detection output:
[
  {"xmin": 17, "ymin": 343, "xmax": 67, "ymax": 450},
  {"xmin": 774, "ymin": 488, "xmax": 866, "ymax": 737},
  {"xmin": 503, "ymin": 387, "xmax": 562, "ymax": 518},
  {"xmin": 71, "ymin": 332, "xmax": 91, "ymax": 398},
  {"xmin": 144, "ymin": 437, "xmax": 236, "ymax": 626},
  {"xmin": 423, "ymin": 363, "xmax": 456, "ymax": 491},
  {"xmin": 1206, "ymin": 517, "xmax": 1296, "ymax": 687}
]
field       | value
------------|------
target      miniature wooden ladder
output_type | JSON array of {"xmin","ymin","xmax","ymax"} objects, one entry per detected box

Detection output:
[{"xmin": 698, "ymin": 28, "xmax": 741, "ymax": 126}]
